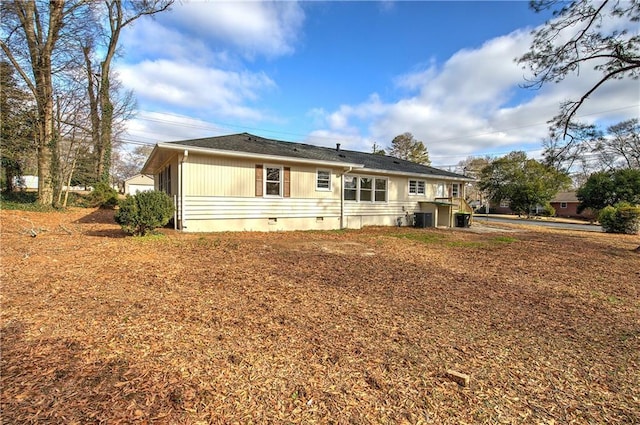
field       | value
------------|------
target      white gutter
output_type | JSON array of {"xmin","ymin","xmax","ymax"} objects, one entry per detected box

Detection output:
[
  {"xmin": 340, "ymin": 166, "xmax": 353, "ymax": 229},
  {"xmin": 180, "ymin": 149, "xmax": 188, "ymax": 231}
]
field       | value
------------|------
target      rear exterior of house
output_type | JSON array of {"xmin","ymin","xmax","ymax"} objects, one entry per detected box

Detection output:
[{"xmin": 142, "ymin": 133, "xmax": 473, "ymax": 232}]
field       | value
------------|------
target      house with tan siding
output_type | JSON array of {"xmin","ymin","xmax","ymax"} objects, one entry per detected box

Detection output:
[{"xmin": 142, "ymin": 133, "xmax": 474, "ymax": 232}]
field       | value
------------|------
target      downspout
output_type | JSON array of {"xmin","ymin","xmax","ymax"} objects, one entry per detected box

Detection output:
[
  {"xmin": 340, "ymin": 166, "xmax": 353, "ymax": 229},
  {"xmin": 180, "ymin": 149, "xmax": 188, "ymax": 230}
]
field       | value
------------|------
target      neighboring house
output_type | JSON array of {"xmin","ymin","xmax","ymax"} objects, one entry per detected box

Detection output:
[
  {"xmin": 142, "ymin": 133, "xmax": 474, "ymax": 232},
  {"xmin": 12, "ymin": 175, "xmax": 38, "ymax": 191},
  {"xmin": 492, "ymin": 200, "xmax": 546, "ymax": 216},
  {"xmin": 493, "ymin": 199, "xmax": 514, "ymax": 215},
  {"xmin": 550, "ymin": 191, "xmax": 595, "ymax": 220},
  {"xmin": 124, "ymin": 174, "xmax": 154, "ymax": 195}
]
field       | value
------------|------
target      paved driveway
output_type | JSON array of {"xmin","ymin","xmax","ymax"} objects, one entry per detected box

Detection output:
[{"xmin": 474, "ymin": 215, "xmax": 603, "ymax": 233}]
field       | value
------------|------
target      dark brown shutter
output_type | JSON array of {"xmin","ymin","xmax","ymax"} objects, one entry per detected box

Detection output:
[
  {"xmin": 283, "ymin": 167, "xmax": 291, "ymax": 198},
  {"xmin": 255, "ymin": 165, "xmax": 263, "ymax": 196}
]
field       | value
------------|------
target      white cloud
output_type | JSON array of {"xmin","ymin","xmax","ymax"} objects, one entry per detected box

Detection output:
[
  {"xmin": 119, "ymin": 59, "xmax": 276, "ymax": 121},
  {"xmin": 119, "ymin": 18, "xmax": 231, "ymax": 66},
  {"xmin": 306, "ymin": 129, "xmax": 372, "ymax": 152},
  {"xmin": 156, "ymin": 1, "xmax": 305, "ymax": 59},
  {"xmin": 116, "ymin": 2, "xmax": 637, "ymax": 168},
  {"xmin": 125, "ymin": 111, "xmax": 232, "ymax": 144},
  {"xmin": 313, "ymin": 23, "xmax": 639, "ymax": 166},
  {"xmin": 116, "ymin": 1, "xmax": 306, "ymax": 138}
]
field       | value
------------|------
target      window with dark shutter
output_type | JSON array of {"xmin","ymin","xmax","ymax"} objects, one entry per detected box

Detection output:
[
  {"xmin": 283, "ymin": 167, "xmax": 291, "ymax": 198},
  {"xmin": 255, "ymin": 165, "xmax": 263, "ymax": 197},
  {"xmin": 265, "ymin": 167, "xmax": 281, "ymax": 196}
]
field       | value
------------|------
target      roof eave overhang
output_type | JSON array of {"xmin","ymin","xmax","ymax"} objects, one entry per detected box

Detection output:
[
  {"xmin": 142, "ymin": 143, "xmax": 474, "ymax": 182},
  {"xmin": 359, "ymin": 167, "xmax": 475, "ymax": 182},
  {"xmin": 141, "ymin": 144, "xmax": 162, "ymax": 175},
  {"xmin": 148, "ymin": 142, "xmax": 364, "ymax": 170}
]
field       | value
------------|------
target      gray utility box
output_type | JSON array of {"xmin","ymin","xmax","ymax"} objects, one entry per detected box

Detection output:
[{"xmin": 414, "ymin": 212, "xmax": 433, "ymax": 228}]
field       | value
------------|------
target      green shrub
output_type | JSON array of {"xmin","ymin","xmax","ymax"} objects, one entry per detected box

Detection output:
[
  {"xmin": 63, "ymin": 191, "xmax": 84, "ymax": 207},
  {"xmin": 0, "ymin": 191, "xmax": 54, "ymax": 211},
  {"xmin": 115, "ymin": 190, "xmax": 174, "ymax": 236},
  {"xmin": 83, "ymin": 182, "xmax": 119, "ymax": 208},
  {"xmin": 540, "ymin": 203, "xmax": 556, "ymax": 217},
  {"xmin": 598, "ymin": 202, "xmax": 640, "ymax": 234}
]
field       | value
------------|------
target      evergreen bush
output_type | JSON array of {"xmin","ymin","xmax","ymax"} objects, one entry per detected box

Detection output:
[
  {"xmin": 598, "ymin": 202, "xmax": 640, "ymax": 234},
  {"xmin": 540, "ymin": 203, "xmax": 556, "ymax": 217},
  {"xmin": 115, "ymin": 190, "xmax": 174, "ymax": 236},
  {"xmin": 83, "ymin": 182, "xmax": 119, "ymax": 208}
]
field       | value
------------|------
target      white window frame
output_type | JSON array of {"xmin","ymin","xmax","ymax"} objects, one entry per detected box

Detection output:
[
  {"xmin": 360, "ymin": 177, "xmax": 373, "ymax": 202},
  {"xmin": 436, "ymin": 183, "xmax": 446, "ymax": 198},
  {"xmin": 343, "ymin": 174, "xmax": 388, "ymax": 203},
  {"xmin": 344, "ymin": 175, "xmax": 357, "ymax": 201},
  {"xmin": 158, "ymin": 165, "xmax": 171, "ymax": 195},
  {"xmin": 316, "ymin": 169, "xmax": 331, "ymax": 191},
  {"xmin": 451, "ymin": 183, "xmax": 460, "ymax": 198},
  {"xmin": 560, "ymin": 202, "xmax": 567, "ymax": 209},
  {"xmin": 264, "ymin": 164, "xmax": 283, "ymax": 198},
  {"xmin": 375, "ymin": 178, "xmax": 388, "ymax": 202},
  {"xmin": 408, "ymin": 179, "xmax": 426, "ymax": 196}
]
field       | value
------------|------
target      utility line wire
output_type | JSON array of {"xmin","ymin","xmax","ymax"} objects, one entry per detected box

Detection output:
[
  {"xmin": 118, "ymin": 104, "xmax": 639, "ymax": 162},
  {"xmin": 128, "ymin": 103, "xmax": 638, "ymax": 148}
]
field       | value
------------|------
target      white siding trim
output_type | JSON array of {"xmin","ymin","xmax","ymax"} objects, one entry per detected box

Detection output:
[{"xmin": 183, "ymin": 197, "xmax": 341, "ymax": 220}]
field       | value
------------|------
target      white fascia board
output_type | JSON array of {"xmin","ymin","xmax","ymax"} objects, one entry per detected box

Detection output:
[
  {"xmin": 354, "ymin": 167, "xmax": 475, "ymax": 182},
  {"xmin": 156, "ymin": 143, "xmax": 364, "ymax": 169}
]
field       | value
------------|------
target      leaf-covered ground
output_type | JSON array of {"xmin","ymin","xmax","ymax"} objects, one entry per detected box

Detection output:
[{"xmin": 1, "ymin": 208, "xmax": 639, "ymax": 424}]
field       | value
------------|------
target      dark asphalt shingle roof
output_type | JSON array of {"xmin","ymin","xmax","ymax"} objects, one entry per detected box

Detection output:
[{"xmin": 169, "ymin": 133, "xmax": 467, "ymax": 179}]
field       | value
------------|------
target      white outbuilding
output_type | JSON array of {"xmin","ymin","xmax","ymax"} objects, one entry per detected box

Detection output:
[{"xmin": 124, "ymin": 174, "xmax": 154, "ymax": 195}]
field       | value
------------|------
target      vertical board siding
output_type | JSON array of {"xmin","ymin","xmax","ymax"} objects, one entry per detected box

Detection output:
[
  {"xmin": 291, "ymin": 168, "xmax": 339, "ymax": 199},
  {"xmin": 186, "ymin": 155, "xmax": 255, "ymax": 197},
  {"xmin": 185, "ymin": 155, "xmax": 341, "ymax": 199}
]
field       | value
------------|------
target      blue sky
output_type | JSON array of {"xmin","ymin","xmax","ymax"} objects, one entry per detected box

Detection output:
[{"xmin": 117, "ymin": 1, "xmax": 639, "ymax": 168}]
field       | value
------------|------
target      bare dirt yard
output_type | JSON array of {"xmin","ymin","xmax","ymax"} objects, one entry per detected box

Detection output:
[{"xmin": 1, "ymin": 208, "xmax": 639, "ymax": 424}]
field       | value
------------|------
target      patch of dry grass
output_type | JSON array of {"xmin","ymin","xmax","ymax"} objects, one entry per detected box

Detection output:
[{"xmin": 1, "ymin": 208, "xmax": 639, "ymax": 424}]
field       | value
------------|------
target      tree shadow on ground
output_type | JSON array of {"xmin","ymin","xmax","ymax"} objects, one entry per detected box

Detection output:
[
  {"xmin": 75, "ymin": 208, "xmax": 117, "ymax": 224},
  {"xmin": 74, "ymin": 208, "xmax": 127, "ymax": 238},
  {"xmin": 83, "ymin": 229, "xmax": 128, "ymax": 238}
]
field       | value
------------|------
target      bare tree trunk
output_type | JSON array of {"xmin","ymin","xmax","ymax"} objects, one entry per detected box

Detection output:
[
  {"xmin": 5, "ymin": 169, "xmax": 16, "ymax": 192},
  {"xmin": 90, "ymin": 0, "xmax": 172, "ymax": 184},
  {"xmin": 1, "ymin": 0, "xmax": 66, "ymax": 206},
  {"xmin": 62, "ymin": 151, "xmax": 79, "ymax": 207},
  {"xmin": 35, "ymin": 62, "xmax": 57, "ymax": 206},
  {"xmin": 97, "ymin": 68, "xmax": 113, "ymax": 183},
  {"xmin": 83, "ymin": 45, "xmax": 101, "ymax": 183}
]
